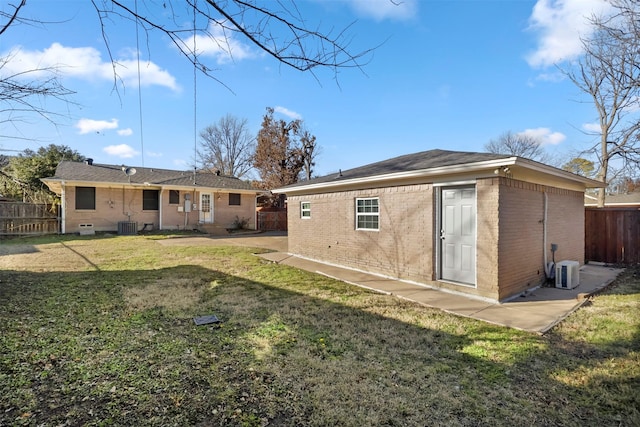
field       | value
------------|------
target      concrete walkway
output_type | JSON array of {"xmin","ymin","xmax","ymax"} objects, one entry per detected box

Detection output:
[
  {"xmin": 256, "ymin": 252, "xmax": 624, "ymax": 334},
  {"xmin": 157, "ymin": 232, "xmax": 624, "ymax": 334}
]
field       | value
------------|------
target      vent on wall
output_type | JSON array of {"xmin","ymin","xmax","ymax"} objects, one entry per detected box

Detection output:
[
  {"xmin": 79, "ymin": 223, "xmax": 95, "ymax": 235},
  {"xmin": 555, "ymin": 261, "xmax": 580, "ymax": 289}
]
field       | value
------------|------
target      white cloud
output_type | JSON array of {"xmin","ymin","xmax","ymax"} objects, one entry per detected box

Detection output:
[
  {"xmin": 582, "ymin": 122, "xmax": 601, "ymax": 133},
  {"xmin": 117, "ymin": 128, "xmax": 133, "ymax": 136},
  {"xmin": 146, "ymin": 151, "xmax": 163, "ymax": 158},
  {"xmin": 526, "ymin": 0, "xmax": 612, "ymax": 68},
  {"xmin": 75, "ymin": 118, "xmax": 119, "ymax": 135},
  {"xmin": 103, "ymin": 144, "xmax": 139, "ymax": 158},
  {"xmin": 274, "ymin": 106, "xmax": 302, "ymax": 120},
  {"xmin": 183, "ymin": 24, "xmax": 253, "ymax": 64},
  {"xmin": 518, "ymin": 127, "xmax": 566, "ymax": 145},
  {"xmin": 347, "ymin": 0, "xmax": 418, "ymax": 21},
  {"xmin": 1, "ymin": 43, "xmax": 179, "ymax": 91}
]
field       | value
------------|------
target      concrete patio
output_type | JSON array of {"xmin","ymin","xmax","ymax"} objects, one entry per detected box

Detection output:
[{"xmin": 157, "ymin": 232, "xmax": 624, "ymax": 334}]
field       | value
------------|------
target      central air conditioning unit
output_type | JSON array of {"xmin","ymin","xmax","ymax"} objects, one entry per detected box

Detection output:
[
  {"xmin": 117, "ymin": 221, "xmax": 137, "ymax": 235},
  {"xmin": 555, "ymin": 261, "xmax": 580, "ymax": 289}
]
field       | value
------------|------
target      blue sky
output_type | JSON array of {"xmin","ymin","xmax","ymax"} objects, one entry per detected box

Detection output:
[{"xmin": 0, "ymin": 0, "xmax": 613, "ymax": 177}]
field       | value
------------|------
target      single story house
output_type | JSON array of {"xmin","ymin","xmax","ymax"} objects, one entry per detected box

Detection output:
[
  {"xmin": 585, "ymin": 192, "xmax": 640, "ymax": 208},
  {"xmin": 41, "ymin": 159, "xmax": 264, "ymax": 234},
  {"xmin": 273, "ymin": 149, "xmax": 604, "ymax": 302}
]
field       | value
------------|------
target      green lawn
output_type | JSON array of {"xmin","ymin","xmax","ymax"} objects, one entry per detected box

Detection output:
[{"xmin": 1, "ymin": 233, "xmax": 638, "ymax": 426}]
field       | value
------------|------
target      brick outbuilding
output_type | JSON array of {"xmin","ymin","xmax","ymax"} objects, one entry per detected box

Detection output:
[{"xmin": 274, "ymin": 150, "xmax": 603, "ymax": 302}]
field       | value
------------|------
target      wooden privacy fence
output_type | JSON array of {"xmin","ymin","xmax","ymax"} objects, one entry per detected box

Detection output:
[
  {"xmin": 585, "ymin": 207, "xmax": 640, "ymax": 265},
  {"xmin": 0, "ymin": 202, "xmax": 60, "ymax": 236},
  {"xmin": 257, "ymin": 209, "xmax": 287, "ymax": 231}
]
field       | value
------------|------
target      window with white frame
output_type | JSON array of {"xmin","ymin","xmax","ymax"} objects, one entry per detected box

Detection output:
[
  {"xmin": 301, "ymin": 201, "xmax": 311, "ymax": 218},
  {"xmin": 355, "ymin": 197, "xmax": 379, "ymax": 230}
]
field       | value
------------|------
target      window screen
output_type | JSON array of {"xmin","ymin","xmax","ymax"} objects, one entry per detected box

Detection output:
[
  {"xmin": 169, "ymin": 190, "xmax": 180, "ymax": 204},
  {"xmin": 76, "ymin": 187, "xmax": 95, "ymax": 210},
  {"xmin": 143, "ymin": 190, "xmax": 159, "ymax": 210}
]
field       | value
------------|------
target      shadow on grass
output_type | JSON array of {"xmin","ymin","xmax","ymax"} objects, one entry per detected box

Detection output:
[
  {"xmin": 0, "ymin": 261, "xmax": 638, "ymax": 426},
  {"xmin": 0, "ymin": 244, "xmax": 39, "ymax": 256}
]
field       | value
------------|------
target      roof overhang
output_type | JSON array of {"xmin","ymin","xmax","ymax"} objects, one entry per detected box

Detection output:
[
  {"xmin": 273, "ymin": 157, "xmax": 605, "ymax": 196},
  {"xmin": 40, "ymin": 178, "xmax": 266, "ymax": 196}
]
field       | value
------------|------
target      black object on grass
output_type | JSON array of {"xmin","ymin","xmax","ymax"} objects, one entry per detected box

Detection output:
[{"xmin": 193, "ymin": 315, "xmax": 221, "ymax": 326}]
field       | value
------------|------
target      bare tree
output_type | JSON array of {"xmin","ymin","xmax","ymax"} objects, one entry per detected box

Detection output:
[
  {"xmin": 563, "ymin": 0, "xmax": 640, "ymax": 207},
  {"xmin": 484, "ymin": 131, "xmax": 550, "ymax": 163},
  {"xmin": 1, "ymin": 2, "xmax": 76, "ymax": 140},
  {"xmin": 0, "ymin": 0, "xmax": 26, "ymax": 36},
  {"xmin": 0, "ymin": 55, "xmax": 76, "ymax": 139},
  {"xmin": 2, "ymin": 1, "xmax": 377, "ymax": 142},
  {"xmin": 299, "ymin": 128, "xmax": 319, "ymax": 181},
  {"xmin": 198, "ymin": 114, "xmax": 255, "ymax": 178},
  {"xmin": 90, "ymin": 1, "xmax": 374, "ymax": 88}
]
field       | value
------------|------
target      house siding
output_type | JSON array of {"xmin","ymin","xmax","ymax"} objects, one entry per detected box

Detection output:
[
  {"xmin": 64, "ymin": 186, "xmax": 168, "ymax": 232},
  {"xmin": 63, "ymin": 186, "xmax": 255, "ymax": 233},
  {"xmin": 495, "ymin": 178, "xmax": 584, "ymax": 300},
  {"xmin": 287, "ymin": 176, "xmax": 586, "ymax": 302},
  {"xmin": 476, "ymin": 178, "xmax": 500, "ymax": 299},
  {"xmin": 288, "ymin": 184, "xmax": 434, "ymax": 283},
  {"xmin": 212, "ymin": 193, "xmax": 257, "ymax": 230}
]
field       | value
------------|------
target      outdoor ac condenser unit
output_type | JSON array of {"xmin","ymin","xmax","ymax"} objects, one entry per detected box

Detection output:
[{"xmin": 555, "ymin": 261, "xmax": 580, "ymax": 289}]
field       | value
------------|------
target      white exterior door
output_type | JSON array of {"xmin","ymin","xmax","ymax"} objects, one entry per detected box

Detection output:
[
  {"xmin": 440, "ymin": 186, "xmax": 476, "ymax": 285},
  {"xmin": 199, "ymin": 193, "xmax": 213, "ymax": 224}
]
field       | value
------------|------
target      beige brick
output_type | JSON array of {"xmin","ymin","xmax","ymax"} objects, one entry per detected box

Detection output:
[{"xmin": 287, "ymin": 177, "xmax": 586, "ymax": 301}]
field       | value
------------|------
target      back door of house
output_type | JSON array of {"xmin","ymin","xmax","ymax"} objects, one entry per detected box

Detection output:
[
  {"xmin": 440, "ymin": 186, "xmax": 476, "ymax": 285},
  {"xmin": 199, "ymin": 193, "xmax": 213, "ymax": 224}
]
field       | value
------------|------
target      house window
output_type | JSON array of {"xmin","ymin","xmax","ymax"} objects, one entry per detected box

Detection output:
[
  {"xmin": 76, "ymin": 187, "xmax": 95, "ymax": 210},
  {"xmin": 229, "ymin": 193, "xmax": 241, "ymax": 206},
  {"xmin": 143, "ymin": 190, "xmax": 159, "ymax": 210},
  {"xmin": 169, "ymin": 190, "xmax": 180, "ymax": 204},
  {"xmin": 356, "ymin": 197, "xmax": 379, "ymax": 230},
  {"xmin": 301, "ymin": 201, "xmax": 311, "ymax": 218}
]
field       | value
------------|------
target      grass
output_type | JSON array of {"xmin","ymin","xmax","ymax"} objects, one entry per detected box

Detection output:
[{"xmin": 0, "ymin": 233, "xmax": 638, "ymax": 426}]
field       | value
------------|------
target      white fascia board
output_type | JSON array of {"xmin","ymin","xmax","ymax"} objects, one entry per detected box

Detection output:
[
  {"xmin": 275, "ymin": 156, "xmax": 604, "ymax": 195},
  {"xmin": 274, "ymin": 157, "xmax": 521, "ymax": 194},
  {"xmin": 513, "ymin": 158, "xmax": 605, "ymax": 188},
  {"xmin": 43, "ymin": 178, "xmax": 263, "ymax": 194}
]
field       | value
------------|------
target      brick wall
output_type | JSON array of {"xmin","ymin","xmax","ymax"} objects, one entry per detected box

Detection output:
[
  {"xmin": 64, "ymin": 186, "xmax": 164, "ymax": 232},
  {"xmin": 287, "ymin": 177, "xmax": 586, "ymax": 302},
  {"xmin": 64, "ymin": 187, "xmax": 254, "ymax": 233},
  {"xmin": 476, "ymin": 178, "xmax": 500, "ymax": 299},
  {"xmin": 288, "ymin": 184, "xmax": 434, "ymax": 283},
  {"xmin": 494, "ymin": 177, "xmax": 585, "ymax": 300},
  {"xmin": 212, "ymin": 193, "xmax": 256, "ymax": 230}
]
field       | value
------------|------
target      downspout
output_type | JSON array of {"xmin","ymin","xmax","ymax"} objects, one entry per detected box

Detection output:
[
  {"xmin": 60, "ymin": 181, "xmax": 66, "ymax": 234},
  {"xmin": 543, "ymin": 191, "xmax": 554, "ymax": 280},
  {"xmin": 543, "ymin": 192, "xmax": 547, "ymax": 276},
  {"xmin": 255, "ymin": 194, "xmax": 259, "ymax": 231},
  {"xmin": 158, "ymin": 187, "xmax": 163, "ymax": 231}
]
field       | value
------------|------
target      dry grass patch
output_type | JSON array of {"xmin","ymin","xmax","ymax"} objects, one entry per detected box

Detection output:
[
  {"xmin": 0, "ymin": 234, "xmax": 638, "ymax": 426},
  {"xmin": 123, "ymin": 277, "xmax": 208, "ymax": 312}
]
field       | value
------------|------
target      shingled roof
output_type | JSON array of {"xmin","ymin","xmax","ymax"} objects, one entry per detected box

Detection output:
[
  {"xmin": 278, "ymin": 149, "xmax": 511, "ymax": 189},
  {"xmin": 43, "ymin": 161, "xmax": 257, "ymax": 191},
  {"xmin": 273, "ymin": 149, "xmax": 603, "ymax": 194}
]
